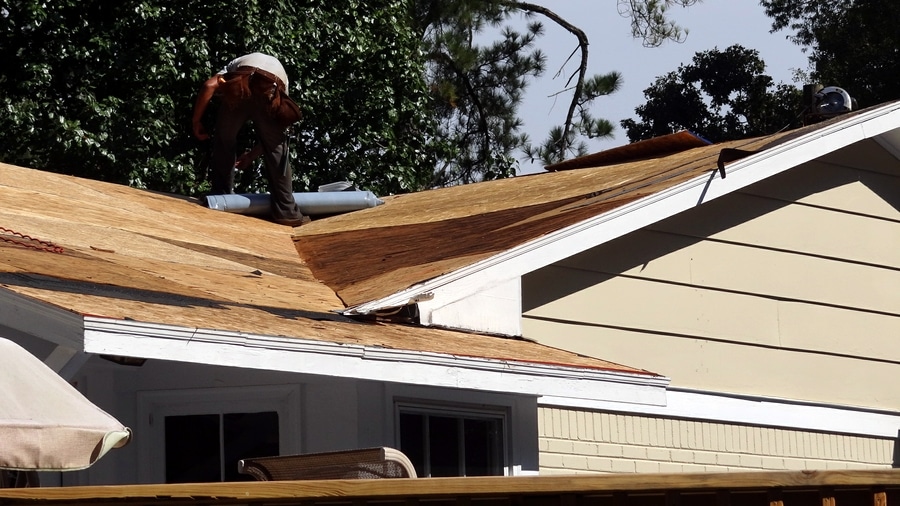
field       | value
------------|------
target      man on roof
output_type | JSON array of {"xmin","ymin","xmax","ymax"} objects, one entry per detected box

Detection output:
[{"xmin": 192, "ymin": 52, "xmax": 308, "ymax": 227}]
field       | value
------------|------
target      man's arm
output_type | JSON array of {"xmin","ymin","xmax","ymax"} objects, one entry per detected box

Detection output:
[{"xmin": 192, "ymin": 75, "xmax": 224, "ymax": 140}]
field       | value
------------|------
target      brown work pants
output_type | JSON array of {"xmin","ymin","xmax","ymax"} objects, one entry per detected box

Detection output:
[{"xmin": 210, "ymin": 93, "xmax": 301, "ymax": 221}]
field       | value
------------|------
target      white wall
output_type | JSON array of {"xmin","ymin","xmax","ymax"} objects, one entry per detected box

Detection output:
[{"xmin": 61, "ymin": 354, "xmax": 538, "ymax": 485}]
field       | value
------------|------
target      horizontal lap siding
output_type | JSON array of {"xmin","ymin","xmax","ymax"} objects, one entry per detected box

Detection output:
[
  {"xmin": 524, "ymin": 317, "xmax": 900, "ymax": 407},
  {"xmin": 537, "ymin": 407, "xmax": 894, "ymax": 475},
  {"xmin": 523, "ymin": 149, "xmax": 900, "ymax": 410}
]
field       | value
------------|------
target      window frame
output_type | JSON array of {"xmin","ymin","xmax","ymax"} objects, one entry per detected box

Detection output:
[
  {"xmin": 394, "ymin": 399, "xmax": 510, "ymax": 477},
  {"xmin": 136, "ymin": 385, "xmax": 301, "ymax": 483}
]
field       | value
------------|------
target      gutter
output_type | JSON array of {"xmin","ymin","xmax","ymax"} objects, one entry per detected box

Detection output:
[{"xmin": 82, "ymin": 316, "xmax": 669, "ymax": 407}]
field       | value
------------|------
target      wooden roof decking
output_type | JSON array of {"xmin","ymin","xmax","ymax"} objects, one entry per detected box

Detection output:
[
  {"xmin": 0, "ymin": 162, "xmax": 645, "ymax": 374},
  {"xmin": 1, "ymin": 469, "xmax": 899, "ymax": 505},
  {"xmin": 291, "ymin": 125, "xmax": 816, "ymax": 308}
]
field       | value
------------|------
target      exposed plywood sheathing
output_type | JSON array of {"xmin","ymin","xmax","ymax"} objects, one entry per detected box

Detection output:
[
  {"xmin": 5, "ymin": 103, "xmax": 891, "ymax": 377},
  {"xmin": 292, "ymin": 125, "xmax": 814, "ymax": 307},
  {"xmin": 0, "ymin": 162, "xmax": 642, "ymax": 374}
]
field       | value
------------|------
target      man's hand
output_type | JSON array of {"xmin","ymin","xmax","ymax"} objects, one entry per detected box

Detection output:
[
  {"xmin": 234, "ymin": 151, "xmax": 253, "ymax": 170},
  {"xmin": 235, "ymin": 144, "xmax": 264, "ymax": 170},
  {"xmin": 193, "ymin": 120, "xmax": 209, "ymax": 141}
]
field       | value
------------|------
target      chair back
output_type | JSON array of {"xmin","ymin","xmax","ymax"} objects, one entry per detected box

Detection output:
[{"xmin": 238, "ymin": 447, "xmax": 417, "ymax": 481}]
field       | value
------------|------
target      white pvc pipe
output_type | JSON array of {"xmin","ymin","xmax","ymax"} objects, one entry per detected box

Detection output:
[{"xmin": 205, "ymin": 191, "xmax": 384, "ymax": 216}]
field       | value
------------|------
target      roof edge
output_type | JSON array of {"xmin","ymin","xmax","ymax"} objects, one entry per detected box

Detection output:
[{"xmin": 82, "ymin": 316, "xmax": 670, "ymax": 405}]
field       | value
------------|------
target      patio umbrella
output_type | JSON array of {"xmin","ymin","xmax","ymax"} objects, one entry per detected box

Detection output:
[{"xmin": 0, "ymin": 337, "xmax": 132, "ymax": 471}]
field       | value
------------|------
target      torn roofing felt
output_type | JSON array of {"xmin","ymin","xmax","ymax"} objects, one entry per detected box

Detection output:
[{"xmin": 544, "ymin": 130, "xmax": 712, "ymax": 172}]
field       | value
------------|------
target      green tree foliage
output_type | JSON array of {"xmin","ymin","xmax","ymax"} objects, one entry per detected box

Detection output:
[
  {"xmin": 621, "ymin": 45, "xmax": 802, "ymax": 143},
  {"xmin": 618, "ymin": 0, "xmax": 700, "ymax": 47},
  {"xmin": 419, "ymin": 0, "xmax": 701, "ymax": 182},
  {"xmin": 760, "ymin": 0, "xmax": 900, "ymax": 108},
  {"xmin": 0, "ymin": 0, "xmax": 702, "ymax": 195},
  {"xmin": 518, "ymin": 4, "xmax": 622, "ymax": 167},
  {"xmin": 0, "ymin": 0, "xmax": 436, "ymax": 196},
  {"xmin": 416, "ymin": 0, "xmax": 542, "ymax": 186}
]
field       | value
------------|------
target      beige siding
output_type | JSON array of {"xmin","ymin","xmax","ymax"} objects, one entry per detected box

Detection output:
[
  {"xmin": 523, "ymin": 145, "xmax": 900, "ymax": 410},
  {"xmin": 524, "ymin": 318, "xmax": 900, "ymax": 408},
  {"xmin": 538, "ymin": 407, "xmax": 894, "ymax": 475}
]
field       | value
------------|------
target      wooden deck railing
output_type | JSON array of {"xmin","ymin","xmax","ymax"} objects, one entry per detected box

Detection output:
[{"xmin": 1, "ymin": 469, "xmax": 899, "ymax": 506}]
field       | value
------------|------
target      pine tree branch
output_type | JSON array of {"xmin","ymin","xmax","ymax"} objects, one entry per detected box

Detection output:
[
  {"xmin": 427, "ymin": 49, "xmax": 492, "ymax": 183},
  {"xmin": 507, "ymin": 1, "xmax": 589, "ymax": 161}
]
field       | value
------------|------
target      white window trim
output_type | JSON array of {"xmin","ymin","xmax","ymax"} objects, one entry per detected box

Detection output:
[
  {"xmin": 384, "ymin": 384, "xmax": 538, "ymax": 476},
  {"xmin": 395, "ymin": 399, "xmax": 510, "ymax": 477},
  {"xmin": 136, "ymin": 385, "xmax": 301, "ymax": 484}
]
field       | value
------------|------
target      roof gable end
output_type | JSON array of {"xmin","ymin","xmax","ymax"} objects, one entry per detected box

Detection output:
[{"xmin": 292, "ymin": 102, "xmax": 900, "ymax": 335}]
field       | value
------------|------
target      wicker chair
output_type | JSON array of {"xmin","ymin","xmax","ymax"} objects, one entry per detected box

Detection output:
[
  {"xmin": 0, "ymin": 470, "xmax": 39, "ymax": 488},
  {"xmin": 237, "ymin": 447, "xmax": 417, "ymax": 481}
]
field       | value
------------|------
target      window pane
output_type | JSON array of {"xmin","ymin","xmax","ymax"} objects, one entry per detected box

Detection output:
[
  {"xmin": 399, "ymin": 412, "xmax": 426, "ymax": 477},
  {"xmin": 428, "ymin": 416, "xmax": 460, "ymax": 477},
  {"xmin": 398, "ymin": 406, "xmax": 506, "ymax": 478},
  {"xmin": 165, "ymin": 414, "xmax": 220, "ymax": 483},
  {"xmin": 222, "ymin": 412, "xmax": 280, "ymax": 482},
  {"xmin": 464, "ymin": 418, "xmax": 503, "ymax": 476}
]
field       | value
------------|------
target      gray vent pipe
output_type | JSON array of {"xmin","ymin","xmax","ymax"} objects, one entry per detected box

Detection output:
[{"xmin": 205, "ymin": 191, "xmax": 383, "ymax": 216}]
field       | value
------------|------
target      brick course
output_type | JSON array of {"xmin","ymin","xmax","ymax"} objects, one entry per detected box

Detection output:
[{"xmin": 538, "ymin": 407, "xmax": 893, "ymax": 475}]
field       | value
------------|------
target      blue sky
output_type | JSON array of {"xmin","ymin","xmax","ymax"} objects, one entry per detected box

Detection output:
[{"xmin": 512, "ymin": 0, "xmax": 810, "ymax": 174}]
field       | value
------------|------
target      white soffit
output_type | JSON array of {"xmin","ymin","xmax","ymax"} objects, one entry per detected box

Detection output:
[
  {"xmin": 82, "ymin": 316, "xmax": 669, "ymax": 406},
  {"xmin": 347, "ymin": 102, "xmax": 900, "ymax": 317},
  {"xmin": 874, "ymin": 125, "xmax": 900, "ymax": 160}
]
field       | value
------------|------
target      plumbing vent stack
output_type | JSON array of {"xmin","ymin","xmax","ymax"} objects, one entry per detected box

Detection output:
[{"xmin": 205, "ymin": 191, "xmax": 384, "ymax": 216}]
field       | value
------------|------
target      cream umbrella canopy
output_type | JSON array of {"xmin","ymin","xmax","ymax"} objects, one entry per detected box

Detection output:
[{"xmin": 0, "ymin": 337, "xmax": 132, "ymax": 471}]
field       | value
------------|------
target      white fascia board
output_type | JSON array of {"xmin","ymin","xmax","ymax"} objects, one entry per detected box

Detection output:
[
  {"xmin": 347, "ymin": 103, "xmax": 900, "ymax": 318},
  {"xmin": 82, "ymin": 316, "xmax": 670, "ymax": 406},
  {"xmin": 0, "ymin": 288, "xmax": 84, "ymax": 348},
  {"xmin": 540, "ymin": 389, "xmax": 900, "ymax": 439}
]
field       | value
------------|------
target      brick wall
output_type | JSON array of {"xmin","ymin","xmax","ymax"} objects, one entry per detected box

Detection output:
[{"xmin": 538, "ymin": 407, "xmax": 894, "ymax": 474}]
